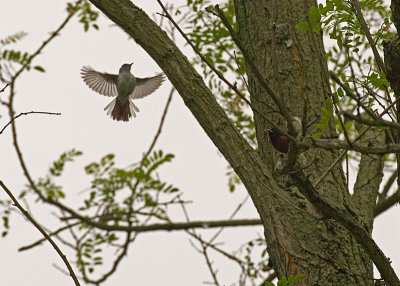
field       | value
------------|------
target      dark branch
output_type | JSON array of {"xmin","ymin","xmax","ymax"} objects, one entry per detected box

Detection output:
[
  {"xmin": 351, "ymin": 0, "xmax": 386, "ymax": 74},
  {"xmin": 0, "ymin": 83, "xmax": 9, "ymax": 93},
  {"xmin": 341, "ymin": 111, "xmax": 400, "ymax": 129},
  {"xmin": 0, "ymin": 111, "xmax": 61, "ymax": 135},
  {"xmin": 289, "ymin": 171, "xmax": 400, "ymax": 286},
  {"xmin": 301, "ymin": 137, "xmax": 400, "ymax": 154},
  {"xmin": 0, "ymin": 180, "xmax": 81, "ymax": 286},
  {"xmin": 374, "ymin": 190, "xmax": 399, "ymax": 217},
  {"xmin": 59, "ymin": 217, "xmax": 262, "ymax": 233}
]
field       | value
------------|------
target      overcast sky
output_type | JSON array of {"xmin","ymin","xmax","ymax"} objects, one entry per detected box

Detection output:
[{"xmin": 0, "ymin": 1, "xmax": 399, "ymax": 286}]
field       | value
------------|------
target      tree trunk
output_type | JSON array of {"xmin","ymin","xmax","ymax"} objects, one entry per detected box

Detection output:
[
  {"xmin": 87, "ymin": 0, "xmax": 388, "ymax": 284},
  {"xmin": 234, "ymin": 1, "xmax": 377, "ymax": 284}
]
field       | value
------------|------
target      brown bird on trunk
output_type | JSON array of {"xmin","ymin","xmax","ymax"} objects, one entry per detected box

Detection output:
[{"xmin": 267, "ymin": 128, "xmax": 290, "ymax": 154}]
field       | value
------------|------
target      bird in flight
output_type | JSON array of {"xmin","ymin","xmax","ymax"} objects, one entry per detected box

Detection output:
[{"xmin": 81, "ymin": 63, "xmax": 165, "ymax": 121}]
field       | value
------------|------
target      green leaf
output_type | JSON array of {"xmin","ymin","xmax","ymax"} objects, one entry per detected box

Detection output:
[
  {"xmin": 309, "ymin": 6, "xmax": 321, "ymax": 25},
  {"xmin": 33, "ymin": 65, "xmax": 45, "ymax": 72},
  {"xmin": 295, "ymin": 22, "xmax": 311, "ymax": 31}
]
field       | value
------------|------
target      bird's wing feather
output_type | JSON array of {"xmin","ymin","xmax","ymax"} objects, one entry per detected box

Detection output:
[
  {"xmin": 81, "ymin": 66, "xmax": 118, "ymax": 97},
  {"xmin": 130, "ymin": 73, "xmax": 165, "ymax": 99}
]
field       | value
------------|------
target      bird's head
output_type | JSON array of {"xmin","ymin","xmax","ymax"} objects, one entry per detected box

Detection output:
[
  {"xmin": 267, "ymin": 128, "xmax": 278, "ymax": 138},
  {"xmin": 119, "ymin": 62, "xmax": 133, "ymax": 73}
]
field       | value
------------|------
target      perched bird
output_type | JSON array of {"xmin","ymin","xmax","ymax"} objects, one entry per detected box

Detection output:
[
  {"xmin": 81, "ymin": 63, "xmax": 165, "ymax": 121},
  {"xmin": 267, "ymin": 128, "xmax": 290, "ymax": 154}
]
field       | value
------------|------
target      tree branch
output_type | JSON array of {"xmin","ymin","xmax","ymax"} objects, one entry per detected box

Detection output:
[
  {"xmin": 0, "ymin": 83, "xmax": 9, "ymax": 93},
  {"xmin": 301, "ymin": 137, "xmax": 400, "ymax": 154},
  {"xmin": 59, "ymin": 217, "xmax": 262, "ymax": 233},
  {"xmin": 351, "ymin": 0, "xmax": 386, "ymax": 73},
  {"xmin": 0, "ymin": 111, "xmax": 61, "ymax": 135},
  {"xmin": 374, "ymin": 190, "xmax": 399, "ymax": 217},
  {"xmin": 0, "ymin": 180, "xmax": 81, "ymax": 286},
  {"xmin": 341, "ymin": 111, "xmax": 400, "ymax": 129},
  {"xmin": 289, "ymin": 171, "xmax": 400, "ymax": 286}
]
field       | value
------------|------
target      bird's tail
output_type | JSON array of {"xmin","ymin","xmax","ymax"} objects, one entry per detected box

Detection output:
[{"xmin": 104, "ymin": 98, "xmax": 140, "ymax": 121}]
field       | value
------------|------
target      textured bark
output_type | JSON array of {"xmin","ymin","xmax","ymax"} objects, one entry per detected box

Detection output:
[
  {"xmin": 85, "ymin": 0, "xmax": 394, "ymax": 285},
  {"xmin": 234, "ymin": 0, "xmax": 374, "ymax": 284},
  {"xmin": 352, "ymin": 119, "xmax": 384, "ymax": 233},
  {"xmin": 392, "ymin": 0, "xmax": 400, "ymax": 33},
  {"xmin": 384, "ymin": 35, "xmax": 400, "ymax": 96}
]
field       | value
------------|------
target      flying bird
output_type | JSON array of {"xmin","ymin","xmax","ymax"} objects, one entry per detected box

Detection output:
[{"xmin": 81, "ymin": 63, "xmax": 165, "ymax": 121}]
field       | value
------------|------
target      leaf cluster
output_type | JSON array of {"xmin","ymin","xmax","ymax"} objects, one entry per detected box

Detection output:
[
  {"xmin": 75, "ymin": 150, "xmax": 179, "ymax": 277},
  {"xmin": 23, "ymin": 149, "xmax": 83, "ymax": 200},
  {"xmin": 0, "ymin": 32, "xmax": 45, "ymax": 82},
  {"xmin": 67, "ymin": 0, "xmax": 99, "ymax": 32},
  {"xmin": 295, "ymin": 1, "xmax": 393, "ymax": 141}
]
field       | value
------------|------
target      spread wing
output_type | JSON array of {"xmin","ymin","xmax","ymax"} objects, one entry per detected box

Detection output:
[
  {"xmin": 81, "ymin": 66, "xmax": 118, "ymax": 97},
  {"xmin": 130, "ymin": 73, "xmax": 165, "ymax": 99}
]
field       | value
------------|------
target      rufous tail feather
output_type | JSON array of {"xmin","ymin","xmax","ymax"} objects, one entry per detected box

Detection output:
[{"xmin": 111, "ymin": 97, "xmax": 130, "ymax": 121}]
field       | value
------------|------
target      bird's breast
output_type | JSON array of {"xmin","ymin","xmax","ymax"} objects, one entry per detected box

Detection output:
[{"xmin": 117, "ymin": 74, "xmax": 136, "ymax": 100}]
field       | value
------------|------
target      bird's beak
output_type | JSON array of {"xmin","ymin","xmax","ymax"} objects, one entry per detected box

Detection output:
[{"xmin": 129, "ymin": 62, "xmax": 134, "ymax": 66}]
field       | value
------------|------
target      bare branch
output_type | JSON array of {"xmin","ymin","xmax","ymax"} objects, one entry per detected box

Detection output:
[
  {"xmin": 314, "ymin": 95, "xmax": 400, "ymax": 188},
  {"xmin": 60, "ymin": 217, "xmax": 262, "ymax": 233},
  {"xmin": 0, "ymin": 111, "xmax": 61, "ymax": 135},
  {"xmin": 351, "ymin": 0, "xmax": 386, "ymax": 74},
  {"xmin": 301, "ymin": 137, "xmax": 400, "ymax": 154},
  {"xmin": 140, "ymin": 87, "xmax": 174, "ymax": 164},
  {"xmin": 330, "ymin": 71, "xmax": 376, "ymax": 118},
  {"xmin": 10, "ymin": 0, "xmax": 82, "ymax": 83},
  {"xmin": 0, "ymin": 83, "xmax": 9, "ymax": 93},
  {"xmin": 0, "ymin": 180, "xmax": 81, "ymax": 286},
  {"xmin": 341, "ymin": 111, "xmax": 400, "ymax": 129},
  {"xmin": 375, "ymin": 190, "xmax": 399, "ymax": 217},
  {"xmin": 18, "ymin": 221, "xmax": 80, "ymax": 252}
]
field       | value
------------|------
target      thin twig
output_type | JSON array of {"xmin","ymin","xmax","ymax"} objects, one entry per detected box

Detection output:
[
  {"xmin": 141, "ymin": 87, "xmax": 174, "ymax": 164},
  {"xmin": 350, "ymin": 0, "xmax": 386, "ymax": 74},
  {"xmin": 0, "ymin": 83, "xmax": 9, "ymax": 93},
  {"xmin": 313, "ymin": 95, "xmax": 400, "ymax": 188},
  {"xmin": 202, "ymin": 244, "xmax": 221, "ymax": 286},
  {"xmin": 341, "ymin": 111, "xmax": 400, "ymax": 129},
  {"xmin": 0, "ymin": 111, "xmax": 61, "ymax": 134},
  {"xmin": 10, "ymin": 1, "xmax": 81, "ymax": 83},
  {"xmin": 208, "ymin": 195, "xmax": 250, "ymax": 244},
  {"xmin": 0, "ymin": 180, "xmax": 81, "ymax": 286},
  {"xmin": 330, "ymin": 71, "xmax": 376, "ymax": 118},
  {"xmin": 18, "ymin": 221, "xmax": 80, "ymax": 252}
]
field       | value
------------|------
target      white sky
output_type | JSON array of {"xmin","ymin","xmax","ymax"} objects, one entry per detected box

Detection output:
[{"xmin": 0, "ymin": 1, "xmax": 399, "ymax": 286}]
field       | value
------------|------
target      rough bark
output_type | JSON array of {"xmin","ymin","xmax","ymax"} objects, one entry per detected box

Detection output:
[
  {"xmin": 392, "ymin": 0, "xmax": 400, "ymax": 33},
  {"xmin": 86, "ymin": 0, "xmax": 396, "ymax": 285},
  {"xmin": 352, "ymin": 119, "xmax": 384, "ymax": 233},
  {"xmin": 234, "ymin": 0, "xmax": 374, "ymax": 284}
]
